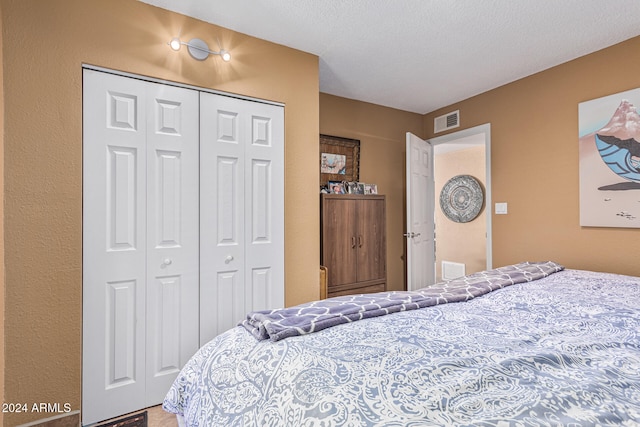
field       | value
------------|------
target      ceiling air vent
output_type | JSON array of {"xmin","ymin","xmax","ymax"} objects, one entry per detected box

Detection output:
[{"xmin": 434, "ymin": 110, "xmax": 460, "ymax": 133}]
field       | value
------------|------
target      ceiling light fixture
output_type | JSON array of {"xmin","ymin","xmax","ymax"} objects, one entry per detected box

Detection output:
[{"xmin": 169, "ymin": 37, "xmax": 231, "ymax": 62}]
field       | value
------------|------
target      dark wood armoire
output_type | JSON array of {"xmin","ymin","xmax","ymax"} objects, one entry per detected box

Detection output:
[{"xmin": 321, "ymin": 194, "xmax": 386, "ymax": 298}]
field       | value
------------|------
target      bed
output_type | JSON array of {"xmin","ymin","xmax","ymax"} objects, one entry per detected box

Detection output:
[{"xmin": 163, "ymin": 262, "xmax": 640, "ymax": 426}]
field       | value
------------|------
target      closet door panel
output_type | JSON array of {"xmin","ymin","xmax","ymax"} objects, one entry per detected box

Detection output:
[
  {"xmin": 83, "ymin": 69, "xmax": 147, "ymax": 425},
  {"xmin": 145, "ymin": 84, "xmax": 199, "ymax": 404},
  {"xmin": 105, "ymin": 280, "xmax": 137, "ymax": 386},
  {"xmin": 248, "ymin": 267, "xmax": 274, "ymax": 311},
  {"xmin": 213, "ymin": 270, "xmax": 246, "ymax": 333},
  {"xmin": 245, "ymin": 103, "xmax": 284, "ymax": 313},
  {"xmin": 200, "ymin": 94, "xmax": 284, "ymax": 342},
  {"xmin": 200, "ymin": 93, "xmax": 246, "ymax": 344},
  {"xmin": 216, "ymin": 156, "xmax": 241, "ymax": 244},
  {"xmin": 146, "ymin": 275, "xmax": 181, "ymax": 381}
]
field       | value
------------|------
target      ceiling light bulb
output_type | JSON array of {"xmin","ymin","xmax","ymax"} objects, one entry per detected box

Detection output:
[
  {"xmin": 169, "ymin": 37, "xmax": 181, "ymax": 51},
  {"xmin": 220, "ymin": 50, "xmax": 231, "ymax": 62}
]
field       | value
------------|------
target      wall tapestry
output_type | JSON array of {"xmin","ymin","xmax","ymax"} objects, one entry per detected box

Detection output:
[{"xmin": 579, "ymin": 88, "xmax": 640, "ymax": 227}]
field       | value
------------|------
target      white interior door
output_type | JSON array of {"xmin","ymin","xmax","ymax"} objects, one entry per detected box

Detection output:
[
  {"xmin": 199, "ymin": 93, "xmax": 284, "ymax": 345},
  {"xmin": 405, "ymin": 132, "xmax": 435, "ymax": 290},
  {"xmin": 83, "ymin": 70, "xmax": 199, "ymax": 424}
]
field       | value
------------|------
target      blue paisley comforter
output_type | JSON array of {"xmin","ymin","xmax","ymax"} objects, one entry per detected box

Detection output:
[{"xmin": 164, "ymin": 267, "xmax": 640, "ymax": 426}]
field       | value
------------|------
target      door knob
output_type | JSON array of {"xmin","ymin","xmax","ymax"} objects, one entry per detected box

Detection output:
[
  {"xmin": 225, "ymin": 255, "xmax": 234, "ymax": 264},
  {"xmin": 162, "ymin": 258, "xmax": 172, "ymax": 267}
]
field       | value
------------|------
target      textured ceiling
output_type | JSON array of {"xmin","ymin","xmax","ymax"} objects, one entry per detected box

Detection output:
[{"xmin": 140, "ymin": 0, "xmax": 640, "ymax": 114}]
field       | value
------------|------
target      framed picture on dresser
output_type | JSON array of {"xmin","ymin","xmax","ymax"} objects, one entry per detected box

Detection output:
[
  {"xmin": 365, "ymin": 184, "xmax": 378, "ymax": 194},
  {"xmin": 328, "ymin": 181, "xmax": 345, "ymax": 194}
]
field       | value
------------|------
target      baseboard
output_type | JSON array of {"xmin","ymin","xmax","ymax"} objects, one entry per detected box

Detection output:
[{"xmin": 15, "ymin": 411, "xmax": 80, "ymax": 427}]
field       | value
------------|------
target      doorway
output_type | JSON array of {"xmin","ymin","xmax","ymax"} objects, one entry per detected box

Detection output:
[{"xmin": 430, "ymin": 124, "xmax": 492, "ymax": 281}]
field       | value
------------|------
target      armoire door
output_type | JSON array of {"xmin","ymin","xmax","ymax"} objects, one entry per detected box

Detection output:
[
  {"xmin": 355, "ymin": 198, "xmax": 386, "ymax": 283},
  {"xmin": 199, "ymin": 92, "xmax": 285, "ymax": 344},
  {"xmin": 321, "ymin": 197, "xmax": 358, "ymax": 288},
  {"xmin": 82, "ymin": 69, "xmax": 199, "ymax": 425}
]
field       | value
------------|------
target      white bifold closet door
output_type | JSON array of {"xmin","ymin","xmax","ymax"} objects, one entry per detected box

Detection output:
[
  {"xmin": 82, "ymin": 69, "xmax": 284, "ymax": 425},
  {"xmin": 199, "ymin": 92, "xmax": 284, "ymax": 344},
  {"xmin": 83, "ymin": 70, "xmax": 200, "ymax": 424}
]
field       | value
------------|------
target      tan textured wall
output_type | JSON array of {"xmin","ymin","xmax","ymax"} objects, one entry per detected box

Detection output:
[
  {"xmin": 319, "ymin": 93, "xmax": 424, "ymax": 291},
  {"xmin": 434, "ymin": 146, "xmax": 486, "ymax": 281},
  {"xmin": 1, "ymin": 0, "xmax": 319, "ymax": 424},
  {"xmin": 424, "ymin": 36, "xmax": 640, "ymax": 275}
]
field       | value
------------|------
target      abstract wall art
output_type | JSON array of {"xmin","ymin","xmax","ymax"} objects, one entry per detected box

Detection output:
[{"xmin": 579, "ymin": 88, "xmax": 640, "ymax": 228}]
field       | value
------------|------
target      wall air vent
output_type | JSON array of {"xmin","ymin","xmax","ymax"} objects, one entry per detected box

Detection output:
[
  {"xmin": 434, "ymin": 110, "xmax": 460, "ymax": 133},
  {"xmin": 442, "ymin": 261, "xmax": 465, "ymax": 280}
]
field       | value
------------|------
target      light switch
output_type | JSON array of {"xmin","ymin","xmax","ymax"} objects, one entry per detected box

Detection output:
[{"xmin": 495, "ymin": 202, "xmax": 508, "ymax": 215}]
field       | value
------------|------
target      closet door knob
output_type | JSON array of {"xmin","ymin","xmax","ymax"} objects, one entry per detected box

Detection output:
[
  {"xmin": 225, "ymin": 255, "xmax": 234, "ymax": 264},
  {"xmin": 162, "ymin": 258, "xmax": 172, "ymax": 266}
]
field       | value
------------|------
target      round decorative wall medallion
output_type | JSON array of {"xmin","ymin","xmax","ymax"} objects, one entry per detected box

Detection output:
[{"xmin": 439, "ymin": 175, "xmax": 484, "ymax": 223}]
